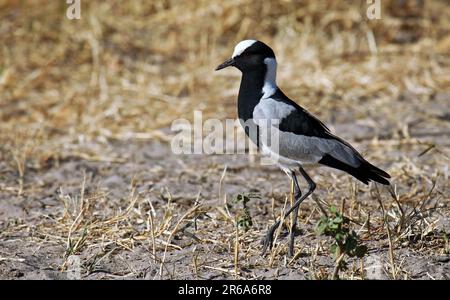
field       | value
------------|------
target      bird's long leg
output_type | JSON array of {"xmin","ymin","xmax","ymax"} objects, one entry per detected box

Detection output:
[
  {"xmin": 262, "ymin": 166, "xmax": 316, "ymax": 256},
  {"xmin": 288, "ymin": 171, "xmax": 302, "ymax": 257},
  {"xmin": 284, "ymin": 166, "xmax": 316, "ymax": 217}
]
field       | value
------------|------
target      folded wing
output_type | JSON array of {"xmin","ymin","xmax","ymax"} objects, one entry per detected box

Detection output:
[{"xmin": 253, "ymin": 90, "xmax": 390, "ymax": 185}]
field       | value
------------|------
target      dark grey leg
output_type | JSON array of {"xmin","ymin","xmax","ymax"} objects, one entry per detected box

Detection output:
[
  {"xmin": 288, "ymin": 171, "xmax": 302, "ymax": 257},
  {"xmin": 262, "ymin": 166, "xmax": 316, "ymax": 256},
  {"xmin": 283, "ymin": 167, "xmax": 316, "ymax": 217}
]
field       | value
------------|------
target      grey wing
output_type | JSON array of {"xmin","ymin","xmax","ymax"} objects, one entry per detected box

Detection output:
[{"xmin": 253, "ymin": 97, "xmax": 362, "ymax": 167}]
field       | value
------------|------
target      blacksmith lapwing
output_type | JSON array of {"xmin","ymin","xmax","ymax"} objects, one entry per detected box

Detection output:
[{"xmin": 215, "ymin": 40, "xmax": 390, "ymax": 257}]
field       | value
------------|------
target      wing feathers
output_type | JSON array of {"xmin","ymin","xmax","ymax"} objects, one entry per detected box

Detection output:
[
  {"xmin": 251, "ymin": 89, "xmax": 391, "ymax": 185},
  {"xmin": 319, "ymin": 154, "xmax": 390, "ymax": 185}
]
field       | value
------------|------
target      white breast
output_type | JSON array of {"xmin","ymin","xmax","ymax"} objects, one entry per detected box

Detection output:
[{"xmin": 253, "ymin": 98, "xmax": 295, "ymax": 125}]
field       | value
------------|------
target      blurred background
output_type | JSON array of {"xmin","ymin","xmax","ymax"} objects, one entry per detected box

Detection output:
[
  {"xmin": 0, "ymin": 0, "xmax": 448, "ymax": 167},
  {"xmin": 0, "ymin": 0, "xmax": 449, "ymax": 279}
]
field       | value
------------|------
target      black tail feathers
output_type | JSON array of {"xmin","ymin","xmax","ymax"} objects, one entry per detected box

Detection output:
[{"xmin": 319, "ymin": 154, "xmax": 391, "ymax": 185}]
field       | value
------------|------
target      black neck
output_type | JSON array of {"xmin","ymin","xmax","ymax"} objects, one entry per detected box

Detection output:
[{"xmin": 237, "ymin": 66, "xmax": 267, "ymax": 121}]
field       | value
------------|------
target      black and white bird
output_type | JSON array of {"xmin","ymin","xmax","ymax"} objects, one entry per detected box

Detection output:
[{"xmin": 216, "ymin": 40, "xmax": 390, "ymax": 256}]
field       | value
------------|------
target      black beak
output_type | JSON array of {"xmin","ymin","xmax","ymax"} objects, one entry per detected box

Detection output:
[{"xmin": 215, "ymin": 57, "xmax": 235, "ymax": 71}]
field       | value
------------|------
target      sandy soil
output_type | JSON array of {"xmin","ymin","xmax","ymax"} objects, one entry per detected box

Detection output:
[
  {"xmin": 1, "ymin": 112, "xmax": 449, "ymax": 279},
  {"xmin": 1, "ymin": 0, "xmax": 450, "ymax": 281}
]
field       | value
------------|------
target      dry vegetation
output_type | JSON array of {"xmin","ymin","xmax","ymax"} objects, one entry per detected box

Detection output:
[{"xmin": 0, "ymin": 0, "xmax": 449, "ymax": 279}]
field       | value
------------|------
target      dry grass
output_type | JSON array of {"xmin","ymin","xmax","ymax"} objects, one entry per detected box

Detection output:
[{"xmin": 0, "ymin": 0, "xmax": 449, "ymax": 279}]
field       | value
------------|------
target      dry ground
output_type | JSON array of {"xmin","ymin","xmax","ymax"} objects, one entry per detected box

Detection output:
[{"xmin": 0, "ymin": 1, "xmax": 449, "ymax": 279}]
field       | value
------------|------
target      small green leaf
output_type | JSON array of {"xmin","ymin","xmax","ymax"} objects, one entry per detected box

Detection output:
[
  {"xmin": 335, "ymin": 233, "xmax": 345, "ymax": 242},
  {"xmin": 316, "ymin": 223, "xmax": 326, "ymax": 234},
  {"xmin": 330, "ymin": 244, "xmax": 340, "ymax": 257},
  {"xmin": 333, "ymin": 216, "xmax": 343, "ymax": 224}
]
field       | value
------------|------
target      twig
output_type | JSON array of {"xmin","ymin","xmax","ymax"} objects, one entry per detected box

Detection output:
[{"xmin": 332, "ymin": 252, "xmax": 346, "ymax": 280}]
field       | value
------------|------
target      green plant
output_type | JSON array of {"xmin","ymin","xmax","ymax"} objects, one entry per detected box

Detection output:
[
  {"xmin": 230, "ymin": 193, "xmax": 259, "ymax": 232},
  {"xmin": 316, "ymin": 206, "xmax": 367, "ymax": 279}
]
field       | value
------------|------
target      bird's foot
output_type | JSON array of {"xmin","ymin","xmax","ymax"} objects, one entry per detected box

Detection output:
[
  {"xmin": 261, "ymin": 233, "xmax": 274, "ymax": 256},
  {"xmin": 288, "ymin": 235, "xmax": 295, "ymax": 257},
  {"xmin": 288, "ymin": 226, "xmax": 303, "ymax": 257},
  {"xmin": 261, "ymin": 221, "xmax": 280, "ymax": 256},
  {"xmin": 288, "ymin": 245, "xmax": 295, "ymax": 258}
]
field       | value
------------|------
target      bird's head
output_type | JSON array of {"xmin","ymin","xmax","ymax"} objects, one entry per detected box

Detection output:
[{"xmin": 215, "ymin": 40, "xmax": 276, "ymax": 72}]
